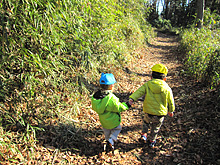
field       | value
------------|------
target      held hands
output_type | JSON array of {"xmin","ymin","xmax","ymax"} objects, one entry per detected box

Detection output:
[
  {"xmin": 129, "ymin": 98, "xmax": 134, "ymax": 106},
  {"xmin": 168, "ymin": 112, "xmax": 174, "ymax": 117}
]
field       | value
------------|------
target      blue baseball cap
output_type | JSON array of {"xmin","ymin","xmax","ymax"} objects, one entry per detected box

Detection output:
[{"xmin": 99, "ymin": 73, "xmax": 116, "ymax": 85}]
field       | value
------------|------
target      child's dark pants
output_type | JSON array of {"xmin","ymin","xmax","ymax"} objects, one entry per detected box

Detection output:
[{"xmin": 142, "ymin": 113, "xmax": 164, "ymax": 142}]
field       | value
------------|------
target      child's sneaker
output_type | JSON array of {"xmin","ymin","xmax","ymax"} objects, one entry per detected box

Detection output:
[
  {"xmin": 149, "ymin": 140, "xmax": 156, "ymax": 148},
  {"xmin": 109, "ymin": 141, "xmax": 114, "ymax": 151},
  {"xmin": 139, "ymin": 133, "xmax": 147, "ymax": 143},
  {"xmin": 104, "ymin": 140, "xmax": 114, "ymax": 152}
]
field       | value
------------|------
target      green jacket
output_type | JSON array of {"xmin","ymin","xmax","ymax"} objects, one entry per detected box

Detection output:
[
  {"xmin": 130, "ymin": 79, "xmax": 175, "ymax": 116},
  {"xmin": 91, "ymin": 90, "xmax": 129, "ymax": 129}
]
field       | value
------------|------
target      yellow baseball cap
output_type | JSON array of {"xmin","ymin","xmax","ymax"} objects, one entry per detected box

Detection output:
[{"xmin": 151, "ymin": 64, "xmax": 168, "ymax": 76}]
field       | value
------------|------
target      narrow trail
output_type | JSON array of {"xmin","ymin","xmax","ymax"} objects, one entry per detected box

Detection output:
[
  {"xmin": 88, "ymin": 31, "xmax": 219, "ymax": 164},
  {"xmin": 38, "ymin": 31, "xmax": 219, "ymax": 164},
  {"xmin": 113, "ymin": 31, "xmax": 219, "ymax": 165},
  {"xmin": 84, "ymin": 31, "xmax": 186, "ymax": 164},
  {"xmin": 114, "ymin": 31, "xmax": 185, "ymax": 164}
]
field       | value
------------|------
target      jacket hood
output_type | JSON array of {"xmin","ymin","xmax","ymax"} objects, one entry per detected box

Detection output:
[
  {"xmin": 91, "ymin": 91, "xmax": 112, "ymax": 115},
  {"xmin": 147, "ymin": 79, "xmax": 167, "ymax": 94}
]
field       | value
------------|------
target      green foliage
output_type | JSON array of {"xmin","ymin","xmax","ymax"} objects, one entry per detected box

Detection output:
[
  {"xmin": 203, "ymin": 8, "xmax": 220, "ymax": 30},
  {"xmin": 153, "ymin": 17, "xmax": 172, "ymax": 30},
  {"xmin": 202, "ymin": 50, "xmax": 220, "ymax": 88},
  {"xmin": 0, "ymin": 0, "xmax": 154, "ymax": 162},
  {"xmin": 180, "ymin": 9, "xmax": 220, "ymax": 89}
]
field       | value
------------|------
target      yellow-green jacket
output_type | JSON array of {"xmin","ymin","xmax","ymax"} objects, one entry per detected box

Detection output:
[{"xmin": 130, "ymin": 79, "xmax": 175, "ymax": 116}]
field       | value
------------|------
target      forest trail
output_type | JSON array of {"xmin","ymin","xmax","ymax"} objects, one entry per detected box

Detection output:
[{"xmin": 38, "ymin": 31, "xmax": 219, "ymax": 164}]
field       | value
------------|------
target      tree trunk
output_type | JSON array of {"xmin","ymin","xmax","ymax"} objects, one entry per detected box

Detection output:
[
  {"xmin": 164, "ymin": 0, "xmax": 169, "ymax": 19},
  {"xmin": 196, "ymin": 0, "xmax": 205, "ymax": 28}
]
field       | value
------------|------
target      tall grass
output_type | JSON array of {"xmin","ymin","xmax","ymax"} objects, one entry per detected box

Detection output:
[
  {"xmin": 180, "ymin": 9, "xmax": 220, "ymax": 89},
  {"xmin": 0, "ymin": 0, "xmax": 154, "ymax": 163}
]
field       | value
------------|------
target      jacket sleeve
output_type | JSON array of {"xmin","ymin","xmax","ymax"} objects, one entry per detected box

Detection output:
[
  {"xmin": 168, "ymin": 89, "xmax": 175, "ymax": 112},
  {"xmin": 129, "ymin": 84, "xmax": 146, "ymax": 101},
  {"xmin": 107, "ymin": 94, "xmax": 129, "ymax": 113}
]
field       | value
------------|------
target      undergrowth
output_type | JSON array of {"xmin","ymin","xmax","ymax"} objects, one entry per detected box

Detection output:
[{"xmin": 180, "ymin": 9, "xmax": 220, "ymax": 89}]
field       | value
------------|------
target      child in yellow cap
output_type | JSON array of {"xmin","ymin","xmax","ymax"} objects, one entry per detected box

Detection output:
[{"xmin": 129, "ymin": 64, "xmax": 175, "ymax": 148}]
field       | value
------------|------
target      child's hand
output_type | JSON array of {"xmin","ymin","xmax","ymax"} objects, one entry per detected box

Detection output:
[
  {"xmin": 168, "ymin": 112, "xmax": 174, "ymax": 117},
  {"xmin": 129, "ymin": 98, "xmax": 134, "ymax": 105}
]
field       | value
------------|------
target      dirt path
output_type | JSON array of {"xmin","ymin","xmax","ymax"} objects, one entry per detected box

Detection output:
[
  {"xmin": 113, "ymin": 31, "xmax": 219, "ymax": 165},
  {"xmin": 84, "ymin": 31, "xmax": 219, "ymax": 164},
  {"xmin": 113, "ymin": 31, "xmax": 184, "ymax": 164},
  {"xmin": 38, "ymin": 31, "xmax": 219, "ymax": 164},
  {"xmin": 83, "ymin": 31, "xmax": 185, "ymax": 164}
]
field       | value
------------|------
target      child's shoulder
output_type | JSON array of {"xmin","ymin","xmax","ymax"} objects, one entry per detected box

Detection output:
[
  {"xmin": 93, "ymin": 90, "xmax": 112, "ymax": 99},
  {"xmin": 109, "ymin": 93, "xmax": 121, "ymax": 102},
  {"xmin": 161, "ymin": 81, "xmax": 172, "ymax": 91},
  {"xmin": 110, "ymin": 92, "xmax": 118, "ymax": 98}
]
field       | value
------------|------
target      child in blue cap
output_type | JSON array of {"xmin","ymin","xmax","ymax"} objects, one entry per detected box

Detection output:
[
  {"xmin": 91, "ymin": 73, "xmax": 131, "ymax": 152},
  {"xmin": 129, "ymin": 64, "xmax": 175, "ymax": 148}
]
